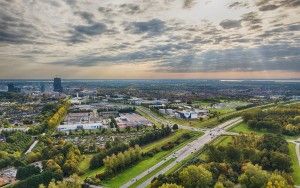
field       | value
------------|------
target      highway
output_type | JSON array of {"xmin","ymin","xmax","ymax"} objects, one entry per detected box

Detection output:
[{"xmin": 121, "ymin": 115, "xmax": 243, "ymax": 188}]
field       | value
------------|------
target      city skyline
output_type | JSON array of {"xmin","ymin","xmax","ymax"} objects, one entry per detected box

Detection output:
[{"xmin": 0, "ymin": 0, "xmax": 299, "ymax": 79}]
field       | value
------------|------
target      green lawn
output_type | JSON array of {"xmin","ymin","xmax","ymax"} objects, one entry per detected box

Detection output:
[
  {"xmin": 212, "ymin": 136, "xmax": 233, "ymax": 146},
  {"xmin": 229, "ymin": 122, "xmax": 269, "ymax": 136},
  {"xmin": 102, "ymin": 151, "xmax": 171, "ymax": 188},
  {"xmin": 143, "ymin": 129, "xmax": 201, "ymax": 153},
  {"xmin": 230, "ymin": 122, "xmax": 300, "ymax": 140},
  {"xmin": 102, "ymin": 131, "xmax": 202, "ymax": 187},
  {"xmin": 80, "ymin": 130, "xmax": 202, "ymax": 182},
  {"xmin": 79, "ymin": 154, "xmax": 93, "ymax": 174},
  {"xmin": 129, "ymin": 158, "xmax": 175, "ymax": 188},
  {"xmin": 81, "ymin": 166, "xmax": 105, "ymax": 180},
  {"xmin": 288, "ymin": 143, "xmax": 300, "ymax": 185}
]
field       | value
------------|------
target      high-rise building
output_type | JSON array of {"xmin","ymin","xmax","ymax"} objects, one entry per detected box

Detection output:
[
  {"xmin": 7, "ymin": 83, "xmax": 21, "ymax": 93},
  {"xmin": 40, "ymin": 83, "xmax": 45, "ymax": 92},
  {"xmin": 53, "ymin": 77, "xmax": 63, "ymax": 92}
]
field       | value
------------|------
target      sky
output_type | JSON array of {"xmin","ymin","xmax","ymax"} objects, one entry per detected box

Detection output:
[{"xmin": 0, "ymin": 0, "xmax": 299, "ymax": 79}]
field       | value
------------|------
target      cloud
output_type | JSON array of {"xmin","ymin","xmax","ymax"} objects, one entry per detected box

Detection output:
[
  {"xmin": 228, "ymin": 1, "xmax": 249, "ymax": 9},
  {"xmin": 98, "ymin": 6, "xmax": 113, "ymax": 14},
  {"xmin": 119, "ymin": 3, "xmax": 141, "ymax": 14},
  {"xmin": 74, "ymin": 11, "xmax": 94, "ymax": 24},
  {"xmin": 156, "ymin": 44, "xmax": 300, "ymax": 72},
  {"xmin": 288, "ymin": 23, "xmax": 300, "ymax": 31},
  {"xmin": 183, "ymin": 0, "xmax": 196, "ymax": 9},
  {"xmin": 259, "ymin": 4, "xmax": 279, "ymax": 11},
  {"xmin": 219, "ymin": 19, "xmax": 241, "ymax": 29},
  {"xmin": 241, "ymin": 11, "xmax": 262, "ymax": 30},
  {"xmin": 0, "ymin": 4, "xmax": 40, "ymax": 44},
  {"xmin": 0, "ymin": 0, "xmax": 299, "ymax": 78},
  {"xmin": 255, "ymin": 0, "xmax": 300, "ymax": 10},
  {"xmin": 68, "ymin": 22, "xmax": 107, "ymax": 43},
  {"xmin": 125, "ymin": 19, "xmax": 166, "ymax": 36}
]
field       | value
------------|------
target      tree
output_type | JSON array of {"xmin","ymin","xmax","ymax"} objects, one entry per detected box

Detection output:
[
  {"xmin": 214, "ymin": 182, "xmax": 224, "ymax": 188},
  {"xmin": 44, "ymin": 159, "xmax": 63, "ymax": 176},
  {"xmin": 16, "ymin": 165, "xmax": 41, "ymax": 180},
  {"xmin": 266, "ymin": 172, "xmax": 293, "ymax": 188},
  {"xmin": 159, "ymin": 183, "xmax": 183, "ymax": 188},
  {"xmin": 172, "ymin": 124, "xmax": 179, "ymax": 130},
  {"xmin": 40, "ymin": 174, "xmax": 82, "ymax": 188},
  {"xmin": 269, "ymin": 152, "xmax": 292, "ymax": 172},
  {"xmin": 239, "ymin": 163, "xmax": 269, "ymax": 188},
  {"xmin": 179, "ymin": 165, "xmax": 212, "ymax": 188},
  {"xmin": 14, "ymin": 171, "xmax": 62, "ymax": 188},
  {"xmin": 25, "ymin": 151, "xmax": 42, "ymax": 163},
  {"xmin": 257, "ymin": 134, "xmax": 289, "ymax": 154}
]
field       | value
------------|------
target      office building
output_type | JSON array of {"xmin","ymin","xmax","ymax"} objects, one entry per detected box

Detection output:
[
  {"xmin": 7, "ymin": 83, "xmax": 21, "ymax": 93},
  {"xmin": 53, "ymin": 77, "xmax": 63, "ymax": 92}
]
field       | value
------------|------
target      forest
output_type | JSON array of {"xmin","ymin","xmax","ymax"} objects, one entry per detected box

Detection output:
[
  {"xmin": 150, "ymin": 133, "xmax": 294, "ymax": 188},
  {"xmin": 243, "ymin": 103, "xmax": 300, "ymax": 135}
]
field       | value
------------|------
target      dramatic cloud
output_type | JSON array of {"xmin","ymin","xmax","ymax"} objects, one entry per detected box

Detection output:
[
  {"xmin": 259, "ymin": 4, "xmax": 279, "ymax": 11},
  {"xmin": 119, "ymin": 3, "xmax": 141, "ymax": 14},
  {"xmin": 125, "ymin": 19, "xmax": 166, "ymax": 36},
  {"xmin": 219, "ymin": 19, "xmax": 241, "ymax": 29},
  {"xmin": 0, "ymin": 0, "xmax": 299, "ymax": 79}
]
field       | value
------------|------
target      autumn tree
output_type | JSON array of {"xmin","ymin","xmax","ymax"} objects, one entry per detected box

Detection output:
[
  {"xmin": 179, "ymin": 165, "xmax": 212, "ymax": 188},
  {"xmin": 239, "ymin": 163, "xmax": 269, "ymax": 188}
]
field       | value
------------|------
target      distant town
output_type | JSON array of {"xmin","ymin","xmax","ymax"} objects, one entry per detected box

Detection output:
[{"xmin": 0, "ymin": 79, "xmax": 299, "ymax": 188}]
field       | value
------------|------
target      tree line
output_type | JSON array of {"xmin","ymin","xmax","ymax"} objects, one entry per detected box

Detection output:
[
  {"xmin": 47, "ymin": 101, "xmax": 70, "ymax": 130},
  {"xmin": 150, "ymin": 133, "xmax": 294, "ymax": 188},
  {"xmin": 129, "ymin": 126, "xmax": 172, "ymax": 147},
  {"xmin": 90, "ymin": 126, "xmax": 174, "ymax": 169},
  {"xmin": 103, "ymin": 145, "xmax": 142, "ymax": 176},
  {"xmin": 243, "ymin": 104, "xmax": 300, "ymax": 135}
]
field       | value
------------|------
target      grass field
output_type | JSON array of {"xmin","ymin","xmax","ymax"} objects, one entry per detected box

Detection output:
[
  {"xmin": 212, "ymin": 135, "xmax": 233, "ymax": 146},
  {"xmin": 102, "ymin": 151, "xmax": 170, "ymax": 187},
  {"xmin": 142, "ymin": 130, "xmax": 202, "ymax": 153},
  {"xmin": 80, "ymin": 129, "xmax": 202, "ymax": 184},
  {"xmin": 102, "ymin": 130, "xmax": 202, "ymax": 187},
  {"xmin": 229, "ymin": 122, "xmax": 270, "ymax": 136},
  {"xmin": 129, "ymin": 158, "xmax": 175, "ymax": 188},
  {"xmin": 230, "ymin": 122, "xmax": 300, "ymax": 140},
  {"xmin": 79, "ymin": 154, "xmax": 93, "ymax": 174},
  {"xmin": 288, "ymin": 143, "xmax": 300, "ymax": 185}
]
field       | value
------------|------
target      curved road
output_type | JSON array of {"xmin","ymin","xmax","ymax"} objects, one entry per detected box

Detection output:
[{"xmin": 121, "ymin": 117, "xmax": 243, "ymax": 188}]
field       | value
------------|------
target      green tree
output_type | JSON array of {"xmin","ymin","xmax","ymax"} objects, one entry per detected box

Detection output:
[
  {"xmin": 172, "ymin": 124, "xmax": 179, "ymax": 130},
  {"xmin": 239, "ymin": 163, "xmax": 269, "ymax": 188},
  {"xmin": 214, "ymin": 182, "xmax": 224, "ymax": 188},
  {"xmin": 266, "ymin": 172, "xmax": 293, "ymax": 188},
  {"xmin": 16, "ymin": 165, "xmax": 41, "ymax": 180},
  {"xmin": 179, "ymin": 165, "xmax": 212, "ymax": 188},
  {"xmin": 40, "ymin": 174, "xmax": 82, "ymax": 188},
  {"xmin": 159, "ymin": 183, "xmax": 183, "ymax": 188}
]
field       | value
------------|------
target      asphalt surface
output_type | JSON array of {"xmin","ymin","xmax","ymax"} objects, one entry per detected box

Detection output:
[{"xmin": 121, "ymin": 116, "xmax": 243, "ymax": 188}]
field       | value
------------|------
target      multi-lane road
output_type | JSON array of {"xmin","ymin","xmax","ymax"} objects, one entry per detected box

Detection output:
[{"xmin": 121, "ymin": 109, "xmax": 243, "ymax": 188}]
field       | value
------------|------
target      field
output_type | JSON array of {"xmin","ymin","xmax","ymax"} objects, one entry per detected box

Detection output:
[
  {"xmin": 229, "ymin": 122, "xmax": 265, "ymax": 135},
  {"xmin": 78, "ymin": 154, "xmax": 93, "ymax": 174},
  {"xmin": 79, "ymin": 129, "xmax": 203, "ymax": 185},
  {"xmin": 102, "ymin": 151, "xmax": 171, "ymax": 187},
  {"xmin": 102, "ymin": 130, "xmax": 202, "ymax": 187},
  {"xmin": 129, "ymin": 158, "xmax": 175, "ymax": 188},
  {"xmin": 288, "ymin": 143, "xmax": 300, "ymax": 185}
]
